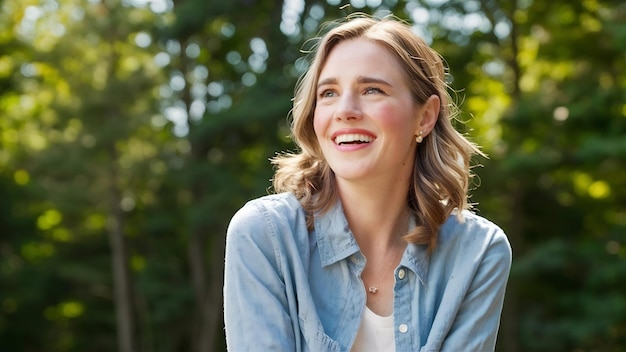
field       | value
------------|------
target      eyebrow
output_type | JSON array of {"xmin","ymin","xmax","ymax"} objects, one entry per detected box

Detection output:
[{"xmin": 316, "ymin": 76, "xmax": 392, "ymax": 90}]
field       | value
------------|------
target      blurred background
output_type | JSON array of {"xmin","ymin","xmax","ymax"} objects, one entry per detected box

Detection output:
[{"xmin": 1, "ymin": 0, "xmax": 625, "ymax": 351}]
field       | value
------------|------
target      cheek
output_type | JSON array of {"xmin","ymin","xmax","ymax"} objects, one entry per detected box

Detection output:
[
  {"xmin": 312, "ymin": 108, "xmax": 329, "ymax": 140},
  {"xmin": 375, "ymin": 105, "xmax": 417, "ymax": 134}
]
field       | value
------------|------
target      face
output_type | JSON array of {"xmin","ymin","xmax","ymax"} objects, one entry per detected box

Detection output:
[{"xmin": 313, "ymin": 38, "xmax": 422, "ymax": 185}]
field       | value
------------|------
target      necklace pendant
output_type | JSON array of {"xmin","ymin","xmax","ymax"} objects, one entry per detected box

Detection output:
[{"xmin": 368, "ymin": 286, "xmax": 378, "ymax": 294}]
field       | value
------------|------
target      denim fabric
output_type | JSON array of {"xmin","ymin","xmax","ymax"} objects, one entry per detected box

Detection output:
[{"xmin": 224, "ymin": 193, "xmax": 511, "ymax": 352}]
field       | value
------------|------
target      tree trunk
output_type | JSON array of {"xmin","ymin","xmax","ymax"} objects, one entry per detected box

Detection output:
[
  {"xmin": 108, "ymin": 170, "xmax": 136, "ymax": 352},
  {"xmin": 188, "ymin": 229, "xmax": 210, "ymax": 352},
  {"xmin": 499, "ymin": 187, "xmax": 523, "ymax": 352},
  {"xmin": 187, "ymin": 226, "xmax": 226, "ymax": 351},
  {"xmin": 104, "ymin": 11, "xmax": 136, "ymax": 347},
  {"xmin": 497, "ymin": 1, "xmax": 523, "ymax": 349},
  {"xmin": 175, "ymin": 33, "xmax": 219, "ymax": 350},
  {"xmin": 204, "ymin": 234, "xmax": 227, "ymax": 350}
]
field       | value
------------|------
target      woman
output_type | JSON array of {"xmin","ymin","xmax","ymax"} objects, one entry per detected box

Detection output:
[{"xmin": 224, "ymin": 15, "xmax": 511, "ymax": 352}]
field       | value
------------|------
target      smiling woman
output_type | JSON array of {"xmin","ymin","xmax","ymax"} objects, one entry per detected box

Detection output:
[
  {"xmin": 224, "ymin": 15, "xmax": 512, "ymax": 352},
  {"xmin": 312, "ymin": 37, "xmax": 424, "ymax": 188}
]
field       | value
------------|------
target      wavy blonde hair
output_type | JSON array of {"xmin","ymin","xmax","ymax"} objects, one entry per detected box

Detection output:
[{"xmin": 272, "ymin": 16, "xmax": 483, "ymax": 250}]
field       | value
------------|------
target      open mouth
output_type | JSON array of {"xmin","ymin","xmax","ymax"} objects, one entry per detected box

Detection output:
[{"xmin": 334, "ymin": 133, "xmax": 374, "ymax": 145}]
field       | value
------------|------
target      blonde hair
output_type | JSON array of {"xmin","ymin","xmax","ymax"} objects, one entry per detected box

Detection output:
[{"xmin": 272, "ymin": 16, "xmax": 483, "ymax": 250}]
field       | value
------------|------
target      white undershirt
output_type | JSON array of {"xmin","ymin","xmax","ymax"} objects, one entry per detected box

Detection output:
[{"xmin": 351, "ymin": 306, "xmax": 396, "ymax": 352}]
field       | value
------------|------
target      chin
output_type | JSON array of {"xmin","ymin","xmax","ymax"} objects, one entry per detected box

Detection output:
[{"xmin": 329, "ymin": 168, "xmax": 371, "ymax": 181}]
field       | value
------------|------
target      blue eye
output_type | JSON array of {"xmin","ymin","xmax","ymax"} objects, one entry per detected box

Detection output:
[
  {"xmin": 319, "ymin": 89, "xmax": 337, "ymax": 98},
  {"xmin": 365, "ymin": 87, "xmax": 383, "ymax": 94}
]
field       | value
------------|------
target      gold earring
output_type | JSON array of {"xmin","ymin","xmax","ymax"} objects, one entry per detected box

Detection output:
[{"xmin": 416, "ymin": 131, "xmax": 423, "ymax": 143}]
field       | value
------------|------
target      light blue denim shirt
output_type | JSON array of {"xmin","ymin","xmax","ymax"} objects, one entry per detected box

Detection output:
[{"xmin": 224, "ymin": 193, "xmax": 511, "ymax": 351}]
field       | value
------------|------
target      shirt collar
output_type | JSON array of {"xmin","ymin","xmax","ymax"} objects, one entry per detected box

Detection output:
[
  {"xmin": 314, "ymin": 199, "xmax": 360, "ymax": 267},
  {"xmin": 402, "ymin": 243, "xmax": 430, "ymax": 285},
  {"xmin": 314, "ymin": 200, "xmax": 431, "ymax": 284}
]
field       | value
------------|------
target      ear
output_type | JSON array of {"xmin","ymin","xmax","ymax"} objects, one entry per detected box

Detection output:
[{"xmin": 415, "ymin": 95, "xmax": 440, "ymax": 137}]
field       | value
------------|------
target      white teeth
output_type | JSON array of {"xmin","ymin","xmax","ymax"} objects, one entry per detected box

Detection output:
[{"xmin": 334, "ymin": 133, "xmax": 373, "ymax": 144}]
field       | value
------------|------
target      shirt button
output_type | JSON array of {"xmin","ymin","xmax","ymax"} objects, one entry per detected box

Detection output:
[
  {"xmin": 397, "ymin": 268, "xmax": 406, "ymax": 280},
  {"xmin": 398, "ymin": 324, "xmax": 409, "ymax": 333}
]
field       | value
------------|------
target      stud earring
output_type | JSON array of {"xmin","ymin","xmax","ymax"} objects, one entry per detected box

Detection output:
[{"xmin": 415, "ymin": 131, "xmax": 423, "ymax": 143}]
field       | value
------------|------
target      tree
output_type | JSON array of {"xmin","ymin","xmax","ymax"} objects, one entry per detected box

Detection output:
[
  {"xmin": 1, "ymin": 0, "xmax": 171, "ymax": 350},
  {"xmin": 1, "ymin": 0, "xmax": 624, "ymax": 350}
]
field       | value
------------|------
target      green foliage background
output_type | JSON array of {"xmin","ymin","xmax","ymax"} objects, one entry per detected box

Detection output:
[{"xmin": 1, "ymin": 0, "xmax": 625, "ymax": 351}]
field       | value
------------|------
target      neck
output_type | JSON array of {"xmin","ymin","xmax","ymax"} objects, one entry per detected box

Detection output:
[{"xmin": 336, "ymin": 176, "xmax": 411, "ymax": 251}]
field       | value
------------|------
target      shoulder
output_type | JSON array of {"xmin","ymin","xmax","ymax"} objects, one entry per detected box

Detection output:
[
  {"xmin": 229, "ymin": 193, "xmax": 303, "ymax": 227},
  {"xmin": 227, "ymin": 192, "xmax": 307, "ymax": 244},
  {"xmin": 437, "ymin": 210, "xmax": 511, "ymax": 259},
  {"xmin": 226, "ymin": 193, "xmax": 311, "ymax": 278}
]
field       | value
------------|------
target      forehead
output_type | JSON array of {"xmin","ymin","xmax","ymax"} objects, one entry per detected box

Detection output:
[{"xmin": 318, "ymin": 38, "xmax": 404, "ymax": 78}]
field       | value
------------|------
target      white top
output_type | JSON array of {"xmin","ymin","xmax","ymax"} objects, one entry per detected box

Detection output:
[{"xmin": 351, "ymin": 306, "xmax": 396, "ymax": 352}]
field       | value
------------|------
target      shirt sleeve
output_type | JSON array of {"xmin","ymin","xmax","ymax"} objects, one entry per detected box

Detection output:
[
  {"xmin": 223, "ymin": 201, "xmax": 297, "ymax": 351},
  {"xmin": 440, "ymin": 228, "xmax": 512, "ymax": 352}
]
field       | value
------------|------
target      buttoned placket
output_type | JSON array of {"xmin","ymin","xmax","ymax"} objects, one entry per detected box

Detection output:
[{"xmin": 394, "ymin": 264, "xmax": 414, "ymax": 349}]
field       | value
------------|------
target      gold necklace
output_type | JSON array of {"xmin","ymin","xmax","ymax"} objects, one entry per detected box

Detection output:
[{"xmin": 365, "ymin": 245, "xmax": 404, "ymax": 294}]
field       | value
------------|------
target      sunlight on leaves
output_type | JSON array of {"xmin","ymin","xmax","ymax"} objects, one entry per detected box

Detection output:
[
  {"xmin": 588, "ymin": 180, "xmax": 610, "ymax": 199},
  {"xmin": 0, "ymin": 56, "xmax": 14, "ymax": 78},
  {"xmin": 521, "ymin": 138, "xmax": 540, "ymax": 153},
  {"xmin": 131, "ymin": 254, "xmax": 146, "ymax": 272},
  {"xmin": 63, "ymin": 118, "xmax": 82, "ymax": 143},
  {"xmin": 120, "ymin": 56, "xmax": 141, "ymax": 76},
  {"xmin": 464, "ymin": 79, "xmax": 509, "ymax": 151},
  {"xmin": 573, "ymin": 172, "xmax": 593, "ymax": 196},
  {"xmin": 60, "ymin": 300, "xmax": 84, "ymax": 319},
  {"xmin": 21, "ymin": 241, "xmax": 55, "ymax": 261},
  {"xmin": 13, "ymin": 169, "xmax": 30, "ymax": 185},
  {"xmin": 45, "ymin": 300, "xmax": 85, "ymax": 321},
  {"xmin": 239, "ymin": 146, "xmax": 266, "ymax": 168},
  {"xmin": 85, "ymin": 213, "xmax": 106, "ymax": 231},
  {"xmin": 23, "ymin": 127, "xmax": 47, "ymax": 150},
  {"xmin": 52, "ymin": 228, "xmax": 72, "ymax": 242},
  {"xmin": 573, "ymin": 173, "xmax": 611, "ymax": 199},
  {"xmin": 518, "ymin": 36, "xmax": 539, "ymax": 68},
  {"xmin": 580, "ymin": 12, "xmax": 602, "ymax": 32},
  {"xmin": 37, "ymin": 209, "xmax": 62, "ymax": 230}
]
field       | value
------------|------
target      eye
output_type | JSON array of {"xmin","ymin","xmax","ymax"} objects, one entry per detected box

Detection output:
[
  {"xmin": 318, "ymin": 89, "xmax": 337, "ymax": 98},
  {"xmin": 364, "ymin": 86, "xmax": 384, "ymax": 95}
]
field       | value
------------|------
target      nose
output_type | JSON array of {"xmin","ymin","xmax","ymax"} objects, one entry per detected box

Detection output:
[{"xmin": 334, "ymin": 92, "xmax": 362, "ymax": 121}]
